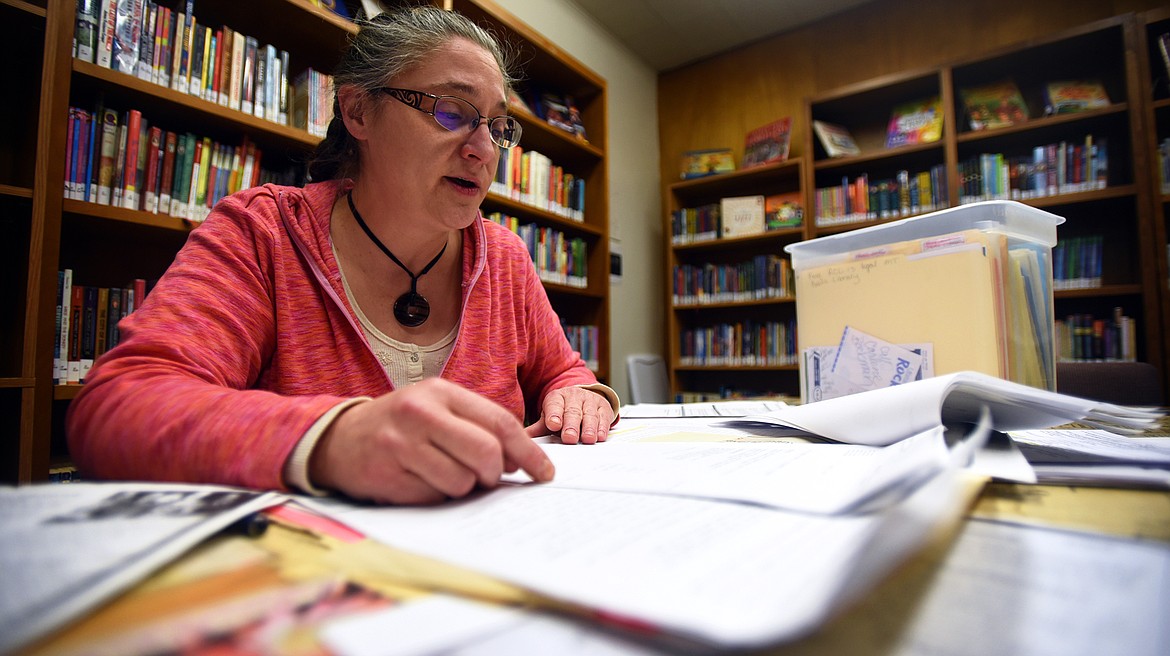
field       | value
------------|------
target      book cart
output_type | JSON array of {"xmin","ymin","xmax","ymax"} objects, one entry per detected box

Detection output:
[
  {"xmin": 661, "ymin": 11, "xmax": 1166, "ymax": 402},
  {"xmin": 3, "ymin": 0, "xmax": 609, "ymax": 483}
]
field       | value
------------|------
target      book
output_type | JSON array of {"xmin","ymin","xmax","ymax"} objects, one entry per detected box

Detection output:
[
  {"xmin": 885, "ymin": 96, "xmax": 943, "ymax": 148},
  {"xmin": 720, "ymin": 195, "xmax": 766, "ymax": 238},
  {"xmin": 959, "ymin": 80, "xmax": 1028, "ymax": 131},
  {"xmin": 741, "ymin": 117, "xmax": 792, "ymax": 168},
  {"xmin": 812, "ymin": 120, "xmax": 860, "ymax": 158},
  {"xmin": 74, "ymin": 0, "xmax": 100, "ymax": 63},
  {"xmin": 679, "ymin": 148, "xmax": 735, "ymax": 179},
  {"xmin": 1043, "ymin": 80, "xmax": 1109, "ymax": 115},
  {"xmin": 764, "ymin": 191, "xmax": 803, "ymax": 229},
  {"xmin": 1159, "ymin": 33, "xmax": 1170, "ymax": 83}
]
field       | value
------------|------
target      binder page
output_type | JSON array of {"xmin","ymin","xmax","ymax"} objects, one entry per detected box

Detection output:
[
  {"xmin": 738, "ymin": 371, "xmax": 1163, "ymax": 446},
  {"xmin": 504, "ymin": 428, "xmax": 949, "ymax": 514},
  {"xmin": 305, "ymin": 469, "xmax": 972, "ymax": 649}
]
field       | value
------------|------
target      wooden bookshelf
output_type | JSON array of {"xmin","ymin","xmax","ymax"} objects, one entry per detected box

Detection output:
[
  {"xmin": 659, "ymin": 6, "xmax": 1168, "ymax": 403},
  {"xmin": 663, "ymin": 159, "xmax": 804, "ymax": 400},
  {"xmin": 5, "ymin": 0, "xmax": 609, "ymax": 483},
  {"xmin": 1138, "ymin": 6, "xmax": 1170, "ymax": 397}
]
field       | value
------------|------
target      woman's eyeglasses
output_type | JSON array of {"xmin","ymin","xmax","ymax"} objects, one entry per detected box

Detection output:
[{"xmin": 379, "ymin": 87, "xmax": 522, "ymax": 149}]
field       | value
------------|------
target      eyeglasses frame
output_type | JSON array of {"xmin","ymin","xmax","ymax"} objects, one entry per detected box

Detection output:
[{"xmin": 377, "ymin": 87, "xmax": 522, "ymax": 149}]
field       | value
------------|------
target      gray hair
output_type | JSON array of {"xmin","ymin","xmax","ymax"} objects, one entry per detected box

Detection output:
[{"xmin": 307, "ymin": 5, "xmax": 517, "ymax": 181}]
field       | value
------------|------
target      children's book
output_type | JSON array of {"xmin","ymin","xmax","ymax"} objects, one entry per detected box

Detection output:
[
  {"xmin": 764, "ymin": 191, "xmax": 803, "ymax": 229},
  {"xmin": 720, "ymin": 195, "xmax": 766, "ymax": 238},
  {"xmin": 885, "ymin": 96, "xmax": 943, "ymax": 148},
  {"xmin": 680, "ymin": 148, "xmax": 735, "ymax": 179},
  {"xmin": 741, "ymin": 117, "xmax": 792, "ymax": 168},
  {"xmin": 812, "ymin": 120, "xmax": 860, "ymax": 158},
  {"xmin": 1043, "ymin": 80, "xmax": 1109, "ymax": 115},
  {"xmin": 960, "ymin": 80, "xmax": 1029, "ymax": 131}
]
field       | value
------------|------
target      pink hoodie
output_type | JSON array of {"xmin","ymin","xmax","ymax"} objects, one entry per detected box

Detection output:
[{"xmin": 67, "ymin": 179, "xmax": 599, "ymax": 490}]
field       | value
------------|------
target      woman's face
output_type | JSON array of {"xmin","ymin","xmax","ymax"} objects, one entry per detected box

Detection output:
[{"xmin": 357, "ymin": 37, "xmax": 507, "ymax": 232}]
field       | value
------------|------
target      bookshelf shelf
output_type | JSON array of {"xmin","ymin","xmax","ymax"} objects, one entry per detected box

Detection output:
[
  {"xmin": 6, "ymin": 0, "xmax": 610, "ymax": 483},
  {"xmin": 673, "ymin": 297, "xmax": 795, "ymax": 311},
  {"xmin": 72, "ymin": 60, "xmax": 321, "ymax": 149},
  {"xmin": 1055, "ymin": 284, "xmax": 1143, "ymax": 299},
  {"xmin": 0, "ymin": 0, "xmax": 44, "ymax": 17}
]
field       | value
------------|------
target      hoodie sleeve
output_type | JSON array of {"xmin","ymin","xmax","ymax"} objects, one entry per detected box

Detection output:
[{"xmin": 66, "ymin": 189, "xmax": 350, "ymax": 490}]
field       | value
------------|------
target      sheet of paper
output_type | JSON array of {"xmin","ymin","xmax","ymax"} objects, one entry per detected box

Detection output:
[
  {"xmin": 887, "ymin": 519, "xmax": 1170, "ymax": 655},
  {"xmin": 503, "ymin": 429, "xmax": 950, "ymax": 514},
  {"xmin": 827, "ymin": 325, "xmax": 925, "ymax": 395},
  {"xmin": 619, "ymin": 399, "xmax": 788, "ymax": 418},
  {"xmin": 608, "ymin": 416, "xmax": 816, "ymax": 443},
  {"xmin": 739, "ymin": 370, "xmax": 1164, "ymax": 447},
  {"xmin": 1008, "ymin": 430, "xmax": 1170, "ymax": 464},
  {"xmin": 0, "ymin": 483, "xmax": 285, "ymax": 655},
  {"xmin": 305, "ymin": 468, "xmax": 972, "ymax": 649},
  {"xmin": 321, "ymin": 594, "xmax": 527, "ymax": 656}
]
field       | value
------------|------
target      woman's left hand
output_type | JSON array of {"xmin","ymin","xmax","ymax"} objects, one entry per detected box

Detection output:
[{"xmin": 525, "ymin": 387, "xmax": 614, "ymax": 444}]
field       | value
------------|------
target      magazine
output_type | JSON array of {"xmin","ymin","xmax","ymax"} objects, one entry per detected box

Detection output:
[
  {"xmin": 1043, "ymin": 80, "xmax": 1109, "ymax": 115},
  {"xmin": 960, "ymin": 80, "xmax": 1029, "ymax": 131},
  {"xmin": 680, "ymin": 148, "xmax": 735, "ymax": 179},
  {"xmin": 812, "ymin": 120, "xmax": 860, "ymax": 158},
  {"xmin": 886, "ymin": 96, "xmax": 943, "ymax": 148},
  {"xmin": 741, "ymin": 117, "xmax": 792, "ymax": 168}
]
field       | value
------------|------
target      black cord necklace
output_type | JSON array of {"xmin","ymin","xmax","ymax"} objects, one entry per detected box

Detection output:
[{"xmin": 347, "ymin": 192, "xmax": 448, "ymax": 327}]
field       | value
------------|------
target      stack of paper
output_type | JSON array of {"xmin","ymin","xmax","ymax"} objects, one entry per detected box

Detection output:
[{"xmin": 0, "ymin": 483, "xmax": 285, "ymax": 654}]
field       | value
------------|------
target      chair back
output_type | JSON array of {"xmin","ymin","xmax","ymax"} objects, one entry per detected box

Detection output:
[
  {"xmin": 1055, "ymin": 361, "xmax": 1164, "ymax": 406},
  {"xmin": 626, "ymin": 354, "xmax": 670, "ymax": 404}
]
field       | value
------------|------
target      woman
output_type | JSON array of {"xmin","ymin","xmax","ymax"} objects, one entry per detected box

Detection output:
[{"xmin": 67, "ymin": 6, "xmax": 618, "ymax": 505}]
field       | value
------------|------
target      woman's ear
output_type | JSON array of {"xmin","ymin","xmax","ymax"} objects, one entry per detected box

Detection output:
[{"xmin": 337, "ymin": 85, "xmax": 372, "ymax": 141}]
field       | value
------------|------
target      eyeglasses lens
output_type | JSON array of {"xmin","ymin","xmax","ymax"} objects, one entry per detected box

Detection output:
[{"xmin": 429, "ymin": 96, "xmax": 520, "ymax": 148}]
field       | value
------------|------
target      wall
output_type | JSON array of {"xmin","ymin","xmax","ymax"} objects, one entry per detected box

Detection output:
[
  {"xmin": 657, "ymin": 0, "xmax": 1167, "ymax": 195},
  {"xmin": 492, "ymin": 0, "xmax": 663, "ymax": 403}
]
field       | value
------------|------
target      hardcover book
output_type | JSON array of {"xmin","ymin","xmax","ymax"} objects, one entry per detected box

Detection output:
[
  {"xmin": 764, "ymin": 191, "xmax": 803, "ymax": 229},
  {"xmin": 1043, "ymin": 80, "xmax": 1109, "ymax": 115},
  {"xmin": 741, "ymin": 117, "xmax": 792, "ymax": 168},
  {"xmin": 720, "ymin": 195, "xmax": 766, "ymax": 238},
  {"xmin": 812, "ymin": 120, "xmax": 860, "ymax": 158},
  {"xmin": 885, "ymin": 96, "xmax": 943, "ymax": 148},
  {"xmin": 680, "ymin": 148, "xmax": 735, "ymax": 179},
  {"xmin": 959, "ymin": 80, "xmax": 1029, "ymax": 131}
]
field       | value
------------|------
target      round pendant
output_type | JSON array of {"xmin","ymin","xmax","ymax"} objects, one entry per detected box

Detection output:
[{"xmin": 393, "ymin": 291, "xmax": 431, "ymax": 327}]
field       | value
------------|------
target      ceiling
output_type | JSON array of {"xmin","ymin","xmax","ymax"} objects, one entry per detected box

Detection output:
[{"xmin": 568, "ymin": 0, "xmax": 876, "ymax": 72}]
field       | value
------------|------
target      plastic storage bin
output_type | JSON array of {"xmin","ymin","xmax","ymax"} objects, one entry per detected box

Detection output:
[{"xmin": 785, "ymin": 200, "xmax": 1064, "ymax": 402}]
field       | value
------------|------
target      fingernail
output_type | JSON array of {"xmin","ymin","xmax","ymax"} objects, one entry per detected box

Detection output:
[{"xmin": 539, "ymin": 460, "xmax": 555, "ymax": 482}]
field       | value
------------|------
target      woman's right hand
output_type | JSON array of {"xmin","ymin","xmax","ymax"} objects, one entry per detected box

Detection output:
[{"xmin": 308, "ymin": 378, "xmax": 554, "ymax": 504}]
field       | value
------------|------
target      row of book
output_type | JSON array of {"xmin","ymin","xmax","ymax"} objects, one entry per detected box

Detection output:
[
  {"xmin": 1054, "ymin": 309, "xmax": 1136, "ymax": 363},
  {"xmin": 670, "ymin": 193, "xmax": 805, "ymax": 245},
  {"xmin": 65, "ymin": 104, "xmax": 290, "ymax": 221},
  {"xmin": 813, "ymin": 165, "xmax": 949, "ymax": 227},
  {"xmin": 489, "ymin": 147, "xmax": 586, "ymax": 222},
  {"xmin": 671, "ymin": 255, "xmax": 793, "ymax": 306},
  {"xmin": 1053, "ymin": 236, "xmax": 1104, "ymax": 291},
  {"xmin": 561, "ymin": 322, "xmax": 599, "ymax": 372},
  {"xmin": 55, "ymin": 269, "xmax": 148, "ymax": 385},
  {"xmin": 677, "ymin": 319, "xmax": 798, "ymax": 367},
  {"xmin": 957, "ymin": 136, "xmax": 1108, "ymax": 204},
  {"xmin": 673, "ymin": 388, "xmax": 796, "ymax": 404},
  {"xmin": 75, "ymin": 0, "xmax": 307, "ymax": 130},
  {"xmin": 484, "ymin": 212, "xmax": 588, "ymax": 289}
]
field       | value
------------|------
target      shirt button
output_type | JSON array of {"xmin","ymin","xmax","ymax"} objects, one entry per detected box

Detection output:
[{"xmin": 411, "ymin": 353, "xmax": 420, "ymax": 363}]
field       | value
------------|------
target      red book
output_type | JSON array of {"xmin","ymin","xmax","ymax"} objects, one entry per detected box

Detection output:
[
  {"xmin": 143, "ymin": 126, "xmax": 163, "ymax": 213},
  {"xmin": 121, "ymin": 109, "xmax": 143, "ymax": 210},
  {"xmin": 67, "ymin": 283, "xmax": 84, "ymax": 384},
  {"xmin": 211, "ymin": 28, "xmax": 225, "ymax": 103}
]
